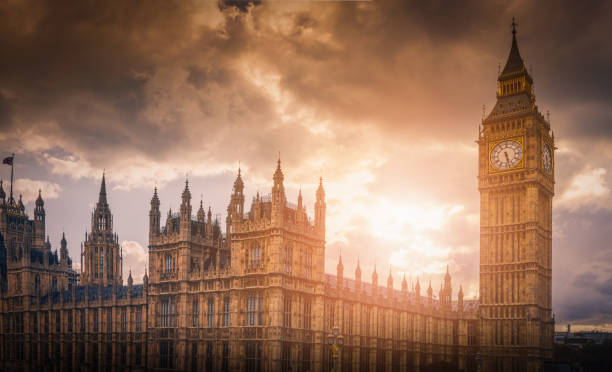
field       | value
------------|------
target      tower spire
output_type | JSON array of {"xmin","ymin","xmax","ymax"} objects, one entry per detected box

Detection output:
[
  {"xmin": 501, "ymin": 17, "xmax": 525, "ymax": 76},
  {"xmin": 99, "ymin": 172, "xmax": 107, "ymax": 204}
]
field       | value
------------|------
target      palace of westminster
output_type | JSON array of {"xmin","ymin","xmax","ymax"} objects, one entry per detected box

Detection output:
[{"xmin": 0, "ymin": 25, "xmax": 554, "ymax": 372}]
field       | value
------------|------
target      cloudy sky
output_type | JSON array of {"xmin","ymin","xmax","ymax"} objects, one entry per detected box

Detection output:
[{"xmin": 1, "ymin": 0, "xmax": 611, "ymax": 329}]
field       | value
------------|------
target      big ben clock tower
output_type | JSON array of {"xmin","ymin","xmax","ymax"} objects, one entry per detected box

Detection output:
[{"xmin": 478, "ymin": 20, "xmax": 554, "ymax": 372}]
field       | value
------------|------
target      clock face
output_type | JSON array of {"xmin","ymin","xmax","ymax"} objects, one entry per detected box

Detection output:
[
  {"xmin": 542, "ymin": 143, "xmax": 552, "ymax": 174},
  {"xmin": 490, "ymin": 140, "xmax": 523, "ymax": 170}
]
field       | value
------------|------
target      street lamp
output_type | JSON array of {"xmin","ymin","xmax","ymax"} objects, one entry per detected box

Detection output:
[{"xmin": 327, "ymin": 326, "xmax": 344, "ymax": 372}]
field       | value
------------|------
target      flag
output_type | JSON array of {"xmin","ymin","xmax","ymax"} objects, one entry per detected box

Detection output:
[{"xmin": 2, "ymin": 156, "xmax": 13, "ymax": 166}]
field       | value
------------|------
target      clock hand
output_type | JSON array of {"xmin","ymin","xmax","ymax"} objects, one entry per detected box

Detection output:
[{"xmin": 504, "ymin": 151, "xmax": 511, "ymax": 167}]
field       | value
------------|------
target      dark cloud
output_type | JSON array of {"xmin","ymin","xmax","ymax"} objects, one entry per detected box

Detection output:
[{"xmin": 218, "ymin": 0, "xmax": 261, "ymax": 13}]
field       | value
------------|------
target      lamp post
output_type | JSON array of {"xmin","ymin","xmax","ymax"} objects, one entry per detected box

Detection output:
[{"xmin": 327, "ymin": 326, "xmax": 344, "ymax": 372}]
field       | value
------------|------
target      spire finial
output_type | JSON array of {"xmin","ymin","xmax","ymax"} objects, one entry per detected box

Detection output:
[
  {"xmin": 511, "ymin": 17, "xmax": 517, "ymax": 38},
  {"xmin": 99, "ymin": 171, "xmax": 107, "ymax": 204}
]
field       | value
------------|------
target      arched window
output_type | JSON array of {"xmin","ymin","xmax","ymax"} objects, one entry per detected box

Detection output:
[
  {"xmin": 251, "ymin": 245, "xmax": 261, "ymax": 267},
  {"xmin": 34, "ymin": 275, "xmax": 40, "ymax": 293},
  {"xmin": 52, "ymin": 277, "xmax": 57, "ymax": 292}
]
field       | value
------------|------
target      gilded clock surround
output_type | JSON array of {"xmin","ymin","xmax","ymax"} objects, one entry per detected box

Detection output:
[
  {"xmin": 541, "ymin": 141, "xmax": 553, "ymax": 175},
  {"xmin": 487, "ymin": 136, "xmax": 525, "ymax": 174}
]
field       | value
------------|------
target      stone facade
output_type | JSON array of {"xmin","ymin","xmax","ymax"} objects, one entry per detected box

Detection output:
[
  {"xmin": 477, "ymin": 22, "xmax": 555, "ymax": 372},
  {"xmin": 0, "ymin": 23, "xmax": 554, "ymax": 372}
]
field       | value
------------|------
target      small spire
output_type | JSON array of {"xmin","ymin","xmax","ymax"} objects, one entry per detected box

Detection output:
[
  {"xmin": 99, "ymin": 172, "xmax": 107, "ymax": 204},
  {"xmin": 233, "ymin": 166, "xmax": 244, "ymax": 191},
  {"xmin": 501, "ymin": 17, "xmax": 526, "ymax": 76}
]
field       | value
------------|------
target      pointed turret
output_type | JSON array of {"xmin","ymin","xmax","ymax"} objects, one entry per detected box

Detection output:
[
  {"xmin": 372, "ymin": 264, "xmax": 378, "ymax": 296},
  {"xmin": 143, "ymin": 267, "xmax": 148, "ymax": 292},
  {"xmin": 227, "ymin": 167, "xmax": 245, "ymax": 236},
  {"xmin": 441, "ymin": 265, "xmax": 452, "ymax": 312},
  {"xmin": 206, "ymin": 206, "xmax": 213, "ymax": 237},
  {"xmin": 355, "ymin": 258, "xmax": 362, "ymax": 292},
  {"xmin": 402, "ymin": 273, "xmax": 408, "ymax": 294},
  {"xmin": 336, "ymin": 251, "xmax": 344, "ymax": 292},
  {"xmin": 415, "ymin": 277, "xmax": 421, "ymax": 305},
  {"xmin": 180, "ymin": 180, "xmax": 192, "ymax": 217},
  {"xmin": 34, "ymin": 189, "xmax": 46, "ymax": 244},
  {"xmin": 99, "ymin": 172, "xmax": 107, "ymax": 205},
  {"xmin": 314, "ymin": 177, "xmax": 326, "ymax": 236},
  {"xmin": 297, "ymin": 188, "xmax": 303, "ymax": 210},
  {"xmin": 60, "ymin": 232, "xmax": 68, "ymax": 263},
  {"xmin": 271, "ymin": 157, "xmax": 285, "ymax": 209},
  {"xmin": 427, "ymin": 280, "xmax": 434, "ymax": 309},
  {"xmin": 458, "ymin": 285, "xmax": 464, "ymax": 315},
  {"xmin": 127, "ymin": 269, "xmax": 133, "ymax": 288},
  {"xmin": 180, "ymin": 179, "xmax": 192, "ymax": 239},
  {"xmin": 197, "ymin": 199, "xmax": 205, "ymax": 222},
  {"xmin": 149, "ymin": 187, "xmax": 161, "ymax": 241}
]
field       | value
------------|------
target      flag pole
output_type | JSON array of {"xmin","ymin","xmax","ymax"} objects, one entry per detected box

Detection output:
[{"xmin": 9, "ymin": 153, "xmax": 14, "ymax": 200}]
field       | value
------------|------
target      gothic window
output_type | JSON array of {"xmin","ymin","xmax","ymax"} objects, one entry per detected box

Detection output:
[
  {"xmin": 161, "ymin": 298, "xmax": 175, "ymax": 327},
  {"xmin": 136, "ymin": 308, "xmax": 142, "ymax": 332},
  {"xmin": 363, "ymin": 306, "xmax": 370, "ymax": 337},
  {"xmin": 14, "ymin": 273, "xmax": 21, "ymax": 293},
  {"xmin": 207, "ymin": 298, "xmax": 215, "ymax": 327},
  {"xmin": 135, "ymin": 343, "xmax": 142, "ymax": 366},
  {"xmin": 94, "ymin": 248, "xmax": 99, "ymax": 278},
  {"xmin": 304, "ymin": 247, "xmax": 312, "ymax": 279},
  {"xmin": 222, "ymin": 341, "xmax": 229, "ymax": 372},
  {"xmin": 246, "ymin": 296, "xmax": 261, "ymax": 326},
  {"xmin": 67, "ymin": 310, "xmax": 72, "ymax": 333},
  {"xmin": 32, "ymin": 313, "xmax": 38, "ymax": 333},
  {"xmin": 283, "ymin": 244, "xmax": 292, "ymax": 274},
  {"xmin": 250, "ymin": 245, "xmax": 261, "ymax": 267},
  {"xmin": 160, "ymin": 341, "xmax": 174, "ymax": 369},
  {"xmin": 53, "ymin": 311, "xmax": 59, "ymax": 333},
  {"xmin": 301, "ymin": 343, "xmax": 311, "ymax": 372},
  {"xmin": 192, "ymin": 299, "xmax": 199, "ymax": 327},
  {"xmin": 15, "ymin": 312, "xmax": 23, "ymax": 333},
  {"xmin": 164, "ymin": 254, "xmax": 174, "ymax": 273},
  {"xmin": 121, "ymin": 344, "xmax": 126, "ymax": 365},
  {"xmin": 222, "ymin": 297, "xmax": 230, "ymax": 327},
  {"xmin": 34, "ymin": 275, "xmax": 40, "ymax": 293},
  {"xmin": 44, "ymin": 312, "xmax": 49, "ymax": 333},
  {"xmin": 107, "ymin": 309, "xmax": 112, "ymax": 333},
  {"xmin": 281, "ymin": 342, "xmax": 291, "ymax": 372},
  {"xmin": 205, "ymin": 342, "xmax": 213, "ymax": 371},
  {"xmin": 303, "ymin": 298, "xmax": 312, "ymax": 329},
  {"xmin": 283, "ymin": 295, "xmax": 291, "ymax": 328},
  {"xmin": 245, "ymin": 342, "xmax": 262, "ymax": 372},
  {"xmin": 121, "ymin": 309, "xmax": 127, "ymax": 332},
  {"xmin": 347, "ymin": 305, "xmax": 353, "ymax": 335},
  {"xmin": 191, "ymin": 343, "xmax": 198, "ymax": 372},
  {"xmin": 51, "ymin": 277, "xmax": 57, "ymax": 292},
  {"xmin": 93, "ymin": 310, "xmax": 98, "ymax": 332},
  {"xmin": 109, "ymin": 250, "xmax": 114, "ymax": 279},
  {"xmin": 80, "ymin": 310, "xmax": 85, "ymax": 333}
]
